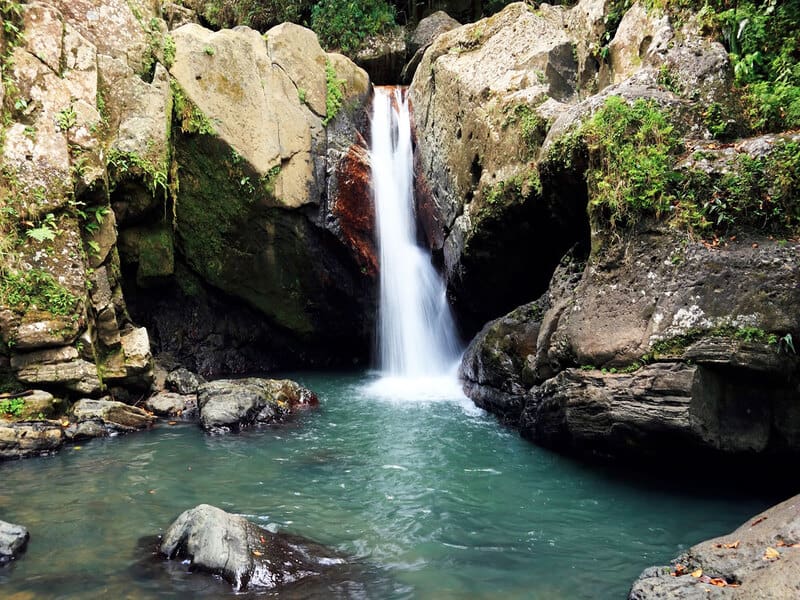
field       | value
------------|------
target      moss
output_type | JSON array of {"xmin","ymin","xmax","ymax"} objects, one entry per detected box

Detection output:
[
  {"xmin": 0, "ymin": 268, "xmax": 79, "ymax": 317},
  {"xmin": 107, "ymin": 148, "xmax": 169, "ymax": 198},
  {"xmin": 651, "ymin": 325, "xmax": 779, "ymax": 358},
  {"xmin": 170, "ymin": 79, "xmax": 217, "ymax": 136},
  {"xmin": 136, "ymin": 224, "xmax": 174, "ymax": 286},
  {"xmin": 323, "ymin": 60, "xmax": 345, "ymax": 126},
  {"xmin": 173, "ymin": 134, "xmax": 315, "ymax": 335},
  {"xmin": 503, "ymin": 103, "xmax": 548, "ymax": 159}
]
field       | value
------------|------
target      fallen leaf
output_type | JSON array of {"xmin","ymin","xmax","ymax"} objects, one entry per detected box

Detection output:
[
  {"xmin": 168, "ymin": 421, "xmax": 178, "ymax": 426},
  {"xmin": 691, "ymin": 568, "xmax": 703, "ymax": 578},
  {"xmin": 763, "ymin": 547, "xmax": 780, "ymax": 560},
  {"xmin": 252, "ymin": 550, "xmax": 263, "ymax": 557},
  {"xmin": 752, "ymin": 242, "xmax": 759, "ymax": 248},
  {"xmin": 73, "ymin": 446, "xmax": 82, "ymax": 450},
  {"xmin": 149, "ymin": 489, "xmax": 156, "ymax": 494},
  {"xmin": 715, "ymin": 540, "xmax": 740, "ymax": 549},
  {"xmin": 709, "ymin": 578, "xmax": 728, "ymax": 587},
  {"xmin": 776, "ymin": 540, "xmax": 786, "ymax": 547},
  {"xmin": 751, "ymin": 516, "xmax": 767, "ymax": 527},
  {"xmin": 674, "ymin": 564, "xmax": 687, "ymax": 576}
]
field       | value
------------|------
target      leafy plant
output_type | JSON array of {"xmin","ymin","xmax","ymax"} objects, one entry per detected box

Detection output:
[
  {"xmin": 26, "ymin": 213, "xmax": 58, "ymax": 242},
  {"xmin": 203, "ymin": 45, "xmax": 216, "ymax": 56},
  {"xmin": 171, "ymin": 80, "xmax": 217, "ymax": 135},
  {"xmin": 0, "ymin": 269, "xmax": 79, "ymax": 316},
  {"xmin": 311, "ymin": 0, "xmax": 396, "ymax": 54},
  {"xmin": 0, "ymin": 397, "xmax": 24, "ymax": 417},
  {"xmin": 323, "ymin": 60, "xmax": 345, "ymax": 126},
  {"xmin": 581, "ymin": 96, "xmax": 683, "ymax": 226},
  {"xmin": 56, "ymin": 105, "xmax": 77, "ymax": 131}
]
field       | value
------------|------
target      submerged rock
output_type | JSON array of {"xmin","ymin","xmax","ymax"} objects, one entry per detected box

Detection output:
[
  {"xmin": 197, "ymin": 378, "xmax": 318, "ymax": 433},
  {"xmin": 0, "ymin": 520, "xmax": 29, "ymax": 564},
  {"xmin": 630, "ymin": 494, "xmax": 800, "ymax": 599},
  {"xmin": 160, "ymin": 504, "xmax": 346, "ymax": 591}
]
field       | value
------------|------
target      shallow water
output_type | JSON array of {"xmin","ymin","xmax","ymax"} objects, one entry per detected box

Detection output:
[{"xmin": 0, "ymin": 372, "xmax": 778, "ymax": 598}]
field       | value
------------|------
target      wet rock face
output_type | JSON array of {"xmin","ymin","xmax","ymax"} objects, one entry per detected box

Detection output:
[
  {"xmin": 197, "ymin": 378, "xmax": 318, "ymax": 433},
  {"xmin": 160, "ymin": 504, "xmax": 347, "ymax": 592},
  {"xmin": 0, "ymin": 520, "xmax": 30, "ymax": 565},
  {"xmin": 630, "ymin": 494, "xmax": 800, "ymax": 599},
  {"xmin": 460, "ymin": 233, "xmax": 800, "ymax": 462}
]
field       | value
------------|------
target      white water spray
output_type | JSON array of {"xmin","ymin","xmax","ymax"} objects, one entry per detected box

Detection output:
[{"xmin": 368, "ymin": 87, "xmax": 463, "ymax": 400}]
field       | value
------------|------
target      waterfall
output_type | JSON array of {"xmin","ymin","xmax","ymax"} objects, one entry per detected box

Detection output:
[{"xmin": 368, "ymin": 86, "xmax": 463, "ymax": 398}]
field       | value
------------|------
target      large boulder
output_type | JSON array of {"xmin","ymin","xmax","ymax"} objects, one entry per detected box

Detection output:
[
  {"xmin": 160, "ymin": 504, "xmax": 347, "ymax": 591},
  {"xmin": 197, "ymin": 378, "xmax": 318, "ymax": 433},
  {"xmin": 0, "ymin": 520, "xmax": 29, "ymax": 564},
  {"xmin": 461, "ymin": 230, "xmax": 800, "ymax": 461},
  {"xmin": 129, "ymin": 21, "xmax": 377, "ymax": 369},
  {"xmin": 401, "ymin": 11, "xmax": 460, "ymax": 84},
  {"xmin": 409, "ymin": 2, "xmax": 594, "ymax": 332},
  {"xmin": 630, "ymin": 494, "xmax": 800, "ymax": 599}
]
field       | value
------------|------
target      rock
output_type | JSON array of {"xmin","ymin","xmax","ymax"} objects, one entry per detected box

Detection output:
[
  {"xmin": 67, "ymin": 398, "xmax": 155, "ymax": 437},
  {"xmin": 630, "ymin": 494, "xmax": 800, "ymax": 599},
  {"xmin": 165, "ymin": 367, "xmax": 206, "ymax": 395},
  {"xmin": 160, "ymin": 504, "xmax": 347, "ymax": 591},
  {"xmin": 15, "ymin": 390, "xmax": 66, "ymax": 420},
  {"xmin": 409, "ymin": 2, "xmax": 590, "ymax": 331},
  {"xmin": 409, "ymin": 11, "xmax": 461, "ymax": 56},
  {"xmin": 354, "ymin": 27, "xmax": 406, "ymax": 85},
  {"xmin": 461, "ymin": 233, "xmax": 800, "ymax": 460},
  {"xmin": 165, "ymin": 21, "xmax": 375, "ymax": 351},
  {"xmin": 13, "ymin": 346, "xmax": 103, "ymax": 396},
  {"xmin": 0, "ymin": 520, "xmax": 29, "ymax": 564},
  {"xmin": 0, "ymin": 420, "xmax": 64, "ymax": 460},
  {"xmin": 401, "ymin": 11, "xmax": 460, "ymax": 83},
  {"xmin": 197, "ymin": 378, "xmax": 318, "ymax": 433},
  {"xmin": 144, "ymin": 391, "xmax": 198, "ymax": 420},
  {"xmin": 459, "ymin": 299, "xmax": 547, "ymax": 422}
]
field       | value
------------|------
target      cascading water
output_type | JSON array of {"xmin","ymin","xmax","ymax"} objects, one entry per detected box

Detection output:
[{"xmin": 368, "ymin": 86, "xmax": 463, "ymax": 399}]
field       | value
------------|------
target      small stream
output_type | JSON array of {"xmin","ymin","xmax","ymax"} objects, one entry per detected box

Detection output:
[{"xmin": 0, "ymin": 371, "xmax": 775, "ymax": 598}]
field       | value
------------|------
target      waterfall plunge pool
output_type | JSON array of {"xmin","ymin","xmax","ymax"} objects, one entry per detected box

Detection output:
[{"xmin": 0, "ymin": 371, "xmax": 776, "ymax": 599}]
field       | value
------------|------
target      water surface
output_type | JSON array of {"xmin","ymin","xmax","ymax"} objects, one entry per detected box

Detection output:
[{"xmin": 0, "ymin": 372, "xmax": 777, "ymax": 598}]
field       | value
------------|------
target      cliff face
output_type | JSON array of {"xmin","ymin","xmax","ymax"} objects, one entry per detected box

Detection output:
[
  {"xmin": 0, "ymin": 0, "xmax": 378, "ymax": 395},
  {"xmin": 409, "ymin": 1, "xmax": 800, "ymax": 460}
]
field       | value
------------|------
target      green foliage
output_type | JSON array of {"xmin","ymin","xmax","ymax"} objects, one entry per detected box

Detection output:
[
  {"xmin": 199, "ymin": 0, "xmax": 313, "ymax": 32},
  {"xmin": 108, "ymin": 148, "xmax": 169, "ymax": 197},
  {"xmin": 56, "ymin": 105, "xmax": 77, "ymax": 131},
  {"xmin": 203, "ymin": 45, "xmax": 216, "ymax": 56},
  {"xmin": 163, "ymin": 34, "xmax": 176, "ymax": 67},
  {"xmin": 503, "ymin": 104, "xmax": 546, "ymax": 158},
  {"xmin": 0, "ymin": 0, "xmax": 25, "ymax": 118},
  {"xmin": 261, "ymin": 165, "xmax": 281, "ymax": 196},
  {"xmin": 713, "ymin": 0, "xmax": 800, "ymax": 132},
  {"xmin": 171, "ymin": 79, "xmax": 217, "ymax": 135},
  {"xmin": 581, "ymin": 96, "xmax": 683, "ymax": 226},
  {"xmin": 26, "ymin": 213, "xmax": 59, "ymax": 243},
  {"xmin": 297, "ymin": 87, "xmax": 307, "ymax": 105},
  {"xmin": 0, "ymin": 268, "xmax": 79, "ymax": 316},
  {"xmin": 679, "ymin": 139, "xmax": 800, "ymax": 233},
  {"xmin": 0, "ymin": 397, "xmax": 24, "ymax": 417},
  {"xmin": 323, "ymin": 60, "xmax": 345, "ymax": 126},
  {"xmin": 311, "ymin": 0, "xmax": 396, "ymax": 53}
]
